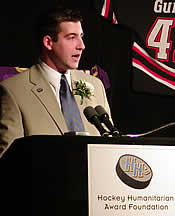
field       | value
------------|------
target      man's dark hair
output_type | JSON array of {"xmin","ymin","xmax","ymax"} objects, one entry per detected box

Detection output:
[{"xmin": 36, "ymin": 7, "xmax": 83, "ymax": 49}]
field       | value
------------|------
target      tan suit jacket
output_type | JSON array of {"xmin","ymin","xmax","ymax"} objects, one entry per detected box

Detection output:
[{"xmin": 0, "ymin": 64, "xmax": 111, "ymax": 156}]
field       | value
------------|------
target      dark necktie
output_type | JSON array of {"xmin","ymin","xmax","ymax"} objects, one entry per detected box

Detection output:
[{"xmin": 60, "ymin": 74, "xmax": 85, "ymax": 132}]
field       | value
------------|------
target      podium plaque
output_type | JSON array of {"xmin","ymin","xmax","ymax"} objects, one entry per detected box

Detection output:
[{"xmin": 88, "ymin": 144, "xmax": 175, "ymax": 216}]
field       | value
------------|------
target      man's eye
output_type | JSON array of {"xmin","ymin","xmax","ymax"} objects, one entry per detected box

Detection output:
[{"xmin": 68, "ymin": 36, "xmax": 75, "ymax": 40}]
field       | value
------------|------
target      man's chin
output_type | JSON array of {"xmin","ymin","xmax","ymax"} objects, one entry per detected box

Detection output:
[
  {"xmin": 64, "ymin": 61, "xmax": 80, "ymax": 71},
  {"xmin": 69, "ymin": 64, "xmax": 79, "ymax": 70}
]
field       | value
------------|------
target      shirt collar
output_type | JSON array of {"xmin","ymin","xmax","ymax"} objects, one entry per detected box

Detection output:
[{"xmin": 39, "ymin": 60, "xmax": 72, "ymax": 91}]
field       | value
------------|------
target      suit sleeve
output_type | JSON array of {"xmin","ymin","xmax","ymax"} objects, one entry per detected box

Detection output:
[{"xmin": 0, "ymin": 84, "xmax": 24, "ymax": 157}]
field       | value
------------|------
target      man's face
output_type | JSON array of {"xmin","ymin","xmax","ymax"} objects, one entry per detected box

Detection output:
[{"xmin": 50, "ymin": 21, "xmax": 85, "ymax": 72}]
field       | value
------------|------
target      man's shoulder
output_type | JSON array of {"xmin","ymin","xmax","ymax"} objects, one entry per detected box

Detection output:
[
  {"xmin": 0, "ymin": 65, "xmax": 40, "ymax": 93},
  {"xmin": 0, "ymin": 64, "xmax": 41, "ymax": 88},
  {"xmin": 0, "ymin": 69, "xmax": 29, "ymax": 86}
]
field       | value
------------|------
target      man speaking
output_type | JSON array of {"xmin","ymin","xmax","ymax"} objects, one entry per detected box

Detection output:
[{"xmin": 0, "ymin": 7, "xmax": 112, "ymax": 157}]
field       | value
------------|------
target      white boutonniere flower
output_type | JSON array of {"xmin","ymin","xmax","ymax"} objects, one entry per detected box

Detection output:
[{"xmin": 73, "ymin": 80, "xmax": 94, "ymax": 105}]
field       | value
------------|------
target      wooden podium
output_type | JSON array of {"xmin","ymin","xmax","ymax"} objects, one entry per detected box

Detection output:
[{"xmin": 1, "ymin": 135, "xmax": 175, "ymax": 216}]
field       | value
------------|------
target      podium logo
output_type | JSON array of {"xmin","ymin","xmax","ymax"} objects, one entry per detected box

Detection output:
[{"xmin": 116, "ymin": 154, "xmax": 153, "ymax": 189}]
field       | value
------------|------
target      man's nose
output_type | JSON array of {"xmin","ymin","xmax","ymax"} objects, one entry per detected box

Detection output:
[{"xmin": 77, "ymin": 37, "xmax": 85, "ymax": 50}]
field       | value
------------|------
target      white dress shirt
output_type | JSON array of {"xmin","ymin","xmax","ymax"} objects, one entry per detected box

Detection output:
[{"xmin": 39, "ymin": 61, "xmax": 72, "ymax": 108}]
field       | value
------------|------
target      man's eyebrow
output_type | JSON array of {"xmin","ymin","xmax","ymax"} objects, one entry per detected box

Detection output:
[{"xmin": 65, "ymin": 32, "xmax": 84, "ymax": 37}]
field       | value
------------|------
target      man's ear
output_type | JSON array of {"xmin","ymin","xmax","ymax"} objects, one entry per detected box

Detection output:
[{"xmin": 43, "ymin": 35, "xmax": 53, "ymax": 50}]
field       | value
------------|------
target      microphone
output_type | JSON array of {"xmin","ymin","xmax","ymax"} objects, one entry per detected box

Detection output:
[
  {"xmin": 83, "ymin": 106, "xmax": 109, "ymax": 137},
  {"xmin": 95, "ymin": 105, "xmax": 120, "ymax": 137}
]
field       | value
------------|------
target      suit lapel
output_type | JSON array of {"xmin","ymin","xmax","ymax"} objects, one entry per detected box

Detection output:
[
  {"xmin": 70, "ymin": 70, "xmax": 97, "ymax": 133},
  {"xmin": 70, "ymin": 70, "xmax": 95, "ymax": 108},
  {"xmin": 30, "ymin": 64, "xmax": 67, "ymax": 134},
  {"xmin": 70, "ymin": 70, "xmax": 87, "ymax": 110}
]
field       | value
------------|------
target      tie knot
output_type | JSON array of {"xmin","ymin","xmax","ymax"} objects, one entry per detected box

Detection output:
[
  {"xmin": 61, "ymin": 74, "xmax": 66, "ymax": 80},
  {"xmin": 60, "ymin": 74, "xmax": 70, "ymax": 95}
]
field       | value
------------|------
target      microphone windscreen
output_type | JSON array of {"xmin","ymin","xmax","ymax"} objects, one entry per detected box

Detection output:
[
  {"xmin": 95, "ymin": 105, "xmax": 108, "ymax": 117},
  {"xmin": 83, "ymin": 106, "xmax": 99, "ymax": 123},
  {"xmin": 84, "ymin": 106, "xmax": 110, "ymax": 136}
]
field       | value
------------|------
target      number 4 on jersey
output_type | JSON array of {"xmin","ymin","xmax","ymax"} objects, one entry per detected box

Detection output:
[{"xmin": 146, "ymin": 17, "xmax": 175, "ymax": 62}]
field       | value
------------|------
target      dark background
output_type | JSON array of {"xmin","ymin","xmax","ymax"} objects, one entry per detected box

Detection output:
[{"xmin": 1, "ymin": 0, "xmax": 174, "ymax": 135}]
